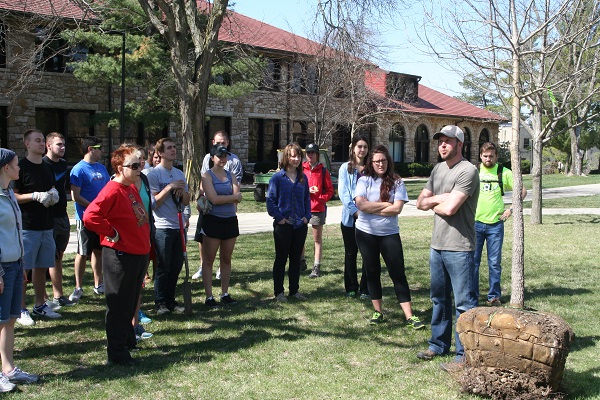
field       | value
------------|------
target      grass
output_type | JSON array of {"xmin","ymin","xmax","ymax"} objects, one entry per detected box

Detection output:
[{"xmin": 12, "ymin": 213, "xmax": 600, "ymax": 399}]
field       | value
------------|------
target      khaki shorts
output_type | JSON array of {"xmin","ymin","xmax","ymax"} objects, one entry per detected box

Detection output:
[{"xmin": 309, "ymin": 211, "xmax": 326, "ymax": 226}]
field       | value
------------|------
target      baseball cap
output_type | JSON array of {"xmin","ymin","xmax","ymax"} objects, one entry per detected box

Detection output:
[
  {"xmin": 210, "ymin": 144, "xmax": 230, "ymax": 157},
  {"xmin": 305, "ymin": 143, "xmax": 319, "ymax": 153},
  {"xmin": 433, "ymin": 125, "xmax": 464, "ymax": 143}
]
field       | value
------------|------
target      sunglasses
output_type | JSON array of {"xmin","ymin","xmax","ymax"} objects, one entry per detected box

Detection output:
[
  {"xmin": 90, "ymin": 145, "xmax": 102, "ymax": 149},
  {"xmin": 122, "ymin": 162, "xmax": 141, "ymax": 170}
]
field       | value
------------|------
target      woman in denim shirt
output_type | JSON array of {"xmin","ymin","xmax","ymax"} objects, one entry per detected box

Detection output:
[{"xmin": 338, "ymin": 135, "xmax": 369, "ymax": 298}]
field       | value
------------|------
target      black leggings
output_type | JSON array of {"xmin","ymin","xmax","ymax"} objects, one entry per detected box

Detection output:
[
  {"xmin": 341, "ymin": 223, "xmax": 368, "ymax": 294},
  {"xmin": 355, "ymin": 229, "xmax": 411, "ymax": 303}
]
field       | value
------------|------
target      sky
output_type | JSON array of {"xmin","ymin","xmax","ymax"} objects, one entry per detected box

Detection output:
[{"xmin": 232, "ymin": 0, "xmax": 465, "ymax": 97}]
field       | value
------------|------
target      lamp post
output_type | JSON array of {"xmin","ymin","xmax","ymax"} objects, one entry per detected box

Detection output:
[{"xmin": 107, "ymin": 30, "xmax": 126, "ymax": 144}]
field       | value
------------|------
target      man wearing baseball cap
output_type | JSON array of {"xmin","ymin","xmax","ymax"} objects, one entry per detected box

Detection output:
[{"xmin": 415, "ymin": 125, "xmax": 480, "ymax": 370}]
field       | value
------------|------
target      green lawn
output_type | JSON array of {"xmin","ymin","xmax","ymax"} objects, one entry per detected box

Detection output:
[{"xmin": 13, "ymin": 213, "xmax": 600, "ymax": 399}]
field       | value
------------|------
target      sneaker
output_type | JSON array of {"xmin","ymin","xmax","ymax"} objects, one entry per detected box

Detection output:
[
  {"xmin": 406, "ymin": 316, "xmax": 425, "ymax": 330},
  {"xmin": 32, "ymin": 304, "xmax": 62, "ymax": 319},
  {"xmin": 416, "ymin": 349, "xmax": 441, "ymax": 361},
  {"xmin": 205, "ymin": 297, "xmax": 219, "ymax": 308},
  {"xmin": 172, "ymin": 305, "xmax": 185, "ymax": 314},
  {"xmin": 5, "ymin": 367, "xmax": 40, "ymax": 384},
  {"xmin": 215, "ymin": 268, "xmax": 221, "ymax": 280},
  {"xmin": 275, "ymin": 292, "xmax": 288, "ymax": 302},
  {"xmin": 370, "ymin": 310, "xmax": 385, "ymax": 325},
  {"xmin": 191, "ymin": 267, "xmax": 202, "ymax": 280},
  {"xmin": 359, "ymin": 293, "xmax": 371, "ymax": 300},
  {"xmin": 290, "ymin": 292, "xmax": 307, "ymax": 301},
  {"xmin": 299, "ymin": 259, "xmax": 307, "ymax": 272},
  {"xmin": 46, "ymin": 299, "xmax": 62, "ymax": 311},
  {"xmin": 487, "ymin": 297, "xmax": 502, "ymax": 307},
  {"xmin": 134, "ymin": 325, "xmax": 153, "ymax": 340},
  {"xmin": 346, "ymin": 291, "xmax": 357, "ymax": 298},
  {"xmin": 16, "ymin": 309, "xmax": 35, "ymax": 326},
  {"xmin": 309, "ymin": 264, "xmax": 321, "ymax": 278},
  {"xmin": 138, "ymin": 310, "xmax": 152, "ymax": 324},
  {"xmin": 69, "ymin": 287, "xmax": 83, "ymax": 302},
  {"xmin": 220, "ymin": 294, "xmax": 238, "ymax": 305},
  {"xmin": 93, "ymin": 283, "xmax": 105, "ymax": 295},
  {"xmin": 156, "ymin": 304, "xmax": 171, "ymax": 315},
  {"xmin": 54, "ymin": 296, "xmax": 76, "ymax": 307},
  {"xmin": 0, "ymin": 375, "xmax": 15, "ymax": 392}
]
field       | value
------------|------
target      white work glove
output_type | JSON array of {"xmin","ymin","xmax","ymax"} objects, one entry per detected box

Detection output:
[
  {"xmin": 47, "ymin": 188, "xmax": 60, "ymax": 207},
  {"xmin": 32, "ymin": 191, "xmax": 52, "ymax": 207}
]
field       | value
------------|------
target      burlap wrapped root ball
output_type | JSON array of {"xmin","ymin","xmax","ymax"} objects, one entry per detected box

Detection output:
[{"xmin": 455, "ymin": 307, "xmax": 574, "ymax": 399}]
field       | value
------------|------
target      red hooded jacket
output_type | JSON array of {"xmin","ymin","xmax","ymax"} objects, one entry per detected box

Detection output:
[{"xmin": 302, "ymin": 161, "xmax": 334, "ymax": 213}]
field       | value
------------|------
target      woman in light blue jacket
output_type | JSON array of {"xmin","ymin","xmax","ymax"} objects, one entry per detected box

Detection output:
[{"xmin": 338, "ymin": 135, "xmax": 369, "ymax": 298}]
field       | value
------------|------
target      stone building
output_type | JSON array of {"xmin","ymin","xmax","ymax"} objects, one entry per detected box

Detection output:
[{"xmin": 0, "ymin": 0, "xmax": 506, "ymax": 172}]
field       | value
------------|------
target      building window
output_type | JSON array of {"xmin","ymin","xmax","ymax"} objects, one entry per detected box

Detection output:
[
  {"xmin": 523, "ymin": 138, "xmax": 530, "ymax": 148},
  {"xmin": 261, "ymin": 58, "xmax": 281, "ymax": 91},
  {"xmin": 291, "ymin": 62, "xmax": 304, "ymax": 94},
  {"xmin": 389, "ymin": 123, "xmax": 406, "ymax": 162},
  {"xmin": 34, "ymin": 27, "xmax": 89, "ymax": 73},
  {"xmin": 204, "ymin": 116, "xmax": 231, "ymax": 152},
  {"xmin": 479, "ymin": 128, "xmax": 490, "ymax": 149},
  {"xmin": 462, "ymin": 127, "xmax": 472, "ymax": 162},
  {"xmin": 0, "ymin": 107, "xmax": 7, "ymax": 148},
  {"xmin": 0, "ymin": 21, "xmax": 6, "ymax": 68},
  {"xmin": 415, "ymin": 124, "xmax": 429, "ymax": 163},
  {"xmin": 292, "ymin": 120, "xmax": 310, "ymax": 148},
  {"xmin": 332, "ymin": 125, "xmax": 351, "ymax": 162},
  {"xmin": 35, "ymin": 108, "xmax": 95, "ymax": 163},
  {"xmin": 248, "ymin": 118, "xmax": 280, "ymax": 163}
]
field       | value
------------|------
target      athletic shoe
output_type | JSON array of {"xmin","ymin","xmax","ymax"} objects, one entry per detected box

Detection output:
[
  {"xmin": 487, "ymin": 297, "xmax": 502, "ymax": 307},
  {"xmin": 359, "ymin": 293, "xmax": 371, "ymax": 300},
  {"xmin": 370, "ymin": 310, "xmax": 384, "ymax": 325},
  {"xmin": 346, "ymin": 291, "xmax": 357, "ymax": 298},
  {"xmin": 220, "ymin": 294, "xmax": 238, "ymax": 305},
  {"xmin": 54, "ymin": 296, "xmax": 76, "ymax": 307},
  {"xmin": 0, "ymin": 375, "xmax": 15, "ymax": 392},
  {"xmin": 172, "ymin": 305, "xmax": 185, "ymax": 314},
  {"xmin": 406, "ymin": 316, "xmax": 425, "ymax": 330},
  {"xmin": 205, "ymin": 297, "xmax": 219, "ymax": 308},
  {"xmin": 16, "ymin": 310, "xmax": 35, "ymax": 326},
  {"xmin": 215, "ymin": 268, "xmax": 221, "ymax": 280},
  {"xmin": 290, "ymin": 292, "xmax": 307, "ymax": 301},
  {"xmin": 107, "ymin": 358, "xmax": 139, "ymax": 366},
  {"xmin": 309, "ymin": 264, "xmax": 321, "ymax": 278},
  {"xmin": 275, "ymin": 293, "xmax": 287, "ymax": 302},
  {"xmin": 156, "ymin": 304, "xmax": 171, "ymax": 315},
  {"xmin": 5, "ymin": 367, "xmax": 40, "ymax": 384},
  {"xmin": 46, "ymin": 299, "xmax": 62, "ymax": 311},
  {"xmin": 138, "ymin": 310, "xmax": 152, "ymax": 324},
  {"xmin": 94, "ymin": 283, "xmax": 105, "ymax": 295},
  {"xmin": 32, "ymin": 304, "xmax": 62, "ymax": 319},
  {"xmin": 69, "ymin": 287, "xmax": 83, "ymax": 302},
  {"xmin": 191, "ymin": 267, "xmax": 202, "ymax": 280},
  {"xmin": 134, "ymin": 325, "xmax": 153, "ymax": 340},
  {"xmin": 299, "ymin": 259, "xmax": 307, "ymax": 272},
  {"xmin": 416, "ymin": 349, "xmax": 441, "ymax": 361}
]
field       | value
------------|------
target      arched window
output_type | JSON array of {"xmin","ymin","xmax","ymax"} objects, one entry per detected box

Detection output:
[
  {"xmin": 389, "ymin": 123, "xmax": 405, "ymax": 162},
  {"xmin": 462, "ymin": 127, "xmax": 472, "ymax": 162},
  {"xmin": 415, "ymin": 124, "xmax": 429, "ymax": 162},
  {"xmin": 479, "ymin": 128, "xmax": 490, "ymax": 149}
]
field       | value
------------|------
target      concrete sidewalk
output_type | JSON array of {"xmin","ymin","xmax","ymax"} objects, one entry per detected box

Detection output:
[{"xmin": 64, "ymin": 183, "xmax": 600, "ymax": 253}]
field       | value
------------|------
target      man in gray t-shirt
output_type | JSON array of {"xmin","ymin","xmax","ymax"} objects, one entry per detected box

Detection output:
[{"xmin": 415, "ymin": 125, "xmax": 479, "ymax": 368}]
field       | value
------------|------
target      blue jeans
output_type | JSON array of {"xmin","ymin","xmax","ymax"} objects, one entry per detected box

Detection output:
[
  {"xmin": 0, "ymin": 261, "xmax": 23, "ymax": 322},
  {"xmin": 474, "ymin": 221, "xmax": 504, "ymax": 301},
  {"xmin": 153, "ymin": 228, "xmax": 184, "ymax": 309},
  {"xmin": 428, "ymin": 249, "xmax": 478, "ymax": 358}
]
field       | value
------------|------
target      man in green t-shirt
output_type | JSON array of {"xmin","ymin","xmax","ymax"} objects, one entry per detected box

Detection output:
[{"xmin": 474, "ymin": 142, "xmax": 527, "ymax": 306}]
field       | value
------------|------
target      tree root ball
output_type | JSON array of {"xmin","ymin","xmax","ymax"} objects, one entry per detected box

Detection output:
[{"xmin": 455, "ymin": 307, "xmax": 574, "ymax": 398}]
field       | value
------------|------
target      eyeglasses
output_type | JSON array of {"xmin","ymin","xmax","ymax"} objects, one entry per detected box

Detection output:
[
  {"xmin": 122, "ymin": 162, "xmax": 141, "ymax": 170},
  {"xmin": 372, "ymin": 159, "xmax": 388, "ymax": 165}
]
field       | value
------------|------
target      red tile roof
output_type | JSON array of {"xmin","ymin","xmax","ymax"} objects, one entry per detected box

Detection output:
[{"xmin": 0, "ymin": 0, "xmax": 92, "ymax": 20}]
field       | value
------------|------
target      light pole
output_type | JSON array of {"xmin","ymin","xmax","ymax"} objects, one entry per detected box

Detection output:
[{"xmin": 107, "ymin": 30, "xmax": 126, "ymax": 144}]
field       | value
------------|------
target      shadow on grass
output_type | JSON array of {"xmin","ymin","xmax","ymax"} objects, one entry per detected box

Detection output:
[
  {"xmin": 561, "ymin": 364, "xmax": 600, "ymax": 399},
  {"xmin": 550, "ymin": 217, "xmax": 600, "ymax": 225},
  {"xmin": 524, "ymin": 286, "xmax": 593, "ymax": 299}
]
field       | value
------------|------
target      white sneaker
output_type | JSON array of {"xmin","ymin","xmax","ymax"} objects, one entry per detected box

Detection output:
[
  {"xmin": 46, "ymin": 299, "xmax": 62, "ymax": 311},
  {"xmin": 191, "ymin": 267, "xmax": 202, "ymax": 280},
  {"xmin": 0, "ymin": 375, "xmax": 15, "ymax": 393},
  {"xmin": 16, "ymin": 310, "xmax": 35, "ymax": 326},
  {"xmin": 93, "ymin": 283, "xmax": 105, "ymax": 295},
  {"xmin": 69, "ymin": 287, "xmax": 83, "ymax": 302},
  {"xmin": 32, "ymin": 303, "xmax": 62, "ymax": 319},
  {"xmin": 215, "ymin": 267, "xmax": 221, "ymax": 280}
]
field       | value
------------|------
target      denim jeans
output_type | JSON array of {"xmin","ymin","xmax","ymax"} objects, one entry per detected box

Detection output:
[
  {"xmin": 340, "ymin": 223, "xmax": 367, "ymax": 295},
  {"xmin": 272, "ymin": 222, "xmax": 307, "ymax": 296},
  {"xmin": 474, "ymin": 221, "xmax": 504, "ymax": 301},
  {"xmin": 428, "ymin": 249, "xmax": 478, "ymax": 357},
  {"xmin": 154, "ymin": 228, "xmax": 184, "ymax": 309},
  {"xmin": 0, "ymin": 260, "xmax": 23, "ymax": 322}
]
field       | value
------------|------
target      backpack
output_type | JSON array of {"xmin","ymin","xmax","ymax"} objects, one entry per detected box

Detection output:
[{"xmin": 479, "ymin": 164, "xmax": 504, "ymax": 196}]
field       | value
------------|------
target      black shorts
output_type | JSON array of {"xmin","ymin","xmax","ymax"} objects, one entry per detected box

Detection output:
[
  {"xmin": 76, "ymin": 220, "xmax": 102, "ymax": 256},
  {"xmin": 53, "ymin": 215, "xmax": 71, "ymax": 255},
  {"xmin": 202, "ymin": 214, "xmax": 239, "ymax": 240},
  {"xmin": 193, "ymin": 213, "xmax": 203, "ymax": 243}
]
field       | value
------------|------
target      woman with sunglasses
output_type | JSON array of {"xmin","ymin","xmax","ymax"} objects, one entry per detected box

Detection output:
[
  {"xmin": 354, "ymin": 145, "xmax": 424, "ymax": 329},
  {"xmin": 83, "ymin": 146, "xmax": 151, "ymax": 366},
  {"xmin": 201, "ymin": 144, "xmax": 242, "ymax": 307}
]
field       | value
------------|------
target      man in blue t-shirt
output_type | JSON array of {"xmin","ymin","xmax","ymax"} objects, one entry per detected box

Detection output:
[{"xmin": 68, "ymin": 137, "xmax": 110, "ymax": 303}]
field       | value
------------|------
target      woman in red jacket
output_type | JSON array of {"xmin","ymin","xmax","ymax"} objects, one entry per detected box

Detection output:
[
  {"xmin": 301, "ymin": 143, "xmax": 334, "ymax": 278},
  {"xmin": 83, "ymin": 146, "xmax": 150, "ymax": 366}
]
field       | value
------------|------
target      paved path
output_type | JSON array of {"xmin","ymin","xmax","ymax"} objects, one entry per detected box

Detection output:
[{"xmin": 65, "ymin": 183, "xmax": 600, "ymax": 253}]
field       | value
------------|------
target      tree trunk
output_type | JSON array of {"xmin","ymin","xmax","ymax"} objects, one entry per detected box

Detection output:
[
  {"xmin": 530, "ymin": 137, "xmax": 543, "ymax": 225},
  {"xmin": 569, "ymin": 125, "xmax": 583, "ymax": 176}
]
